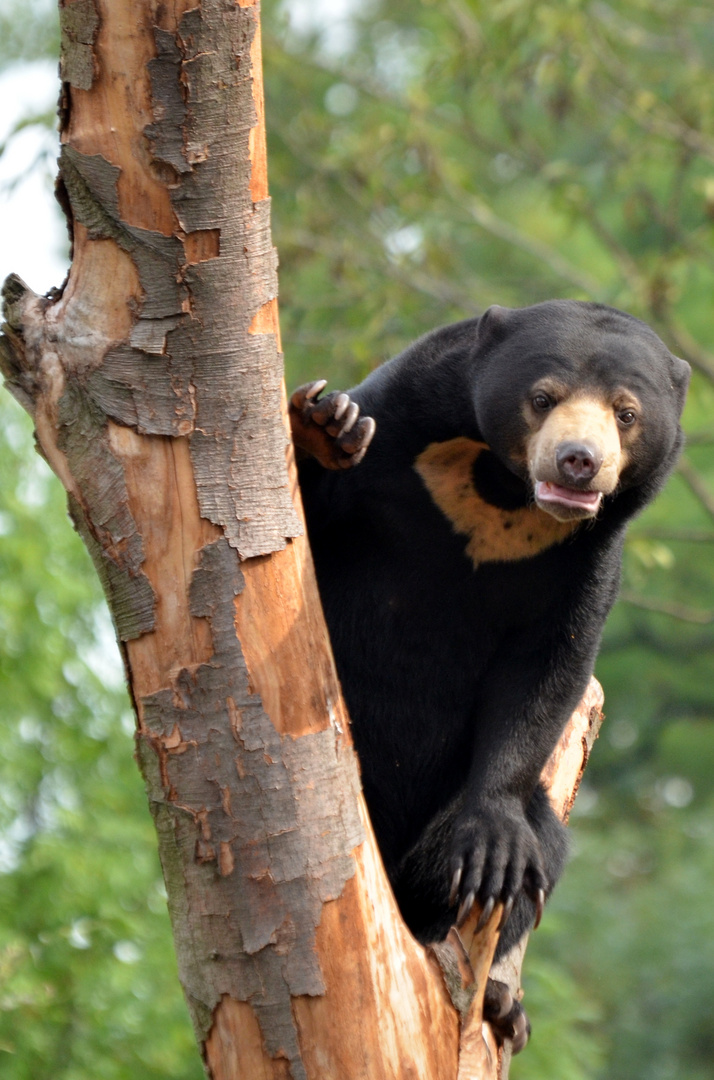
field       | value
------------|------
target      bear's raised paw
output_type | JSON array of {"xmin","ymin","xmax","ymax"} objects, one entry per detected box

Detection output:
[{"xmin": 290, "ymin": 380, "xmax": 376, "ymax": 470}]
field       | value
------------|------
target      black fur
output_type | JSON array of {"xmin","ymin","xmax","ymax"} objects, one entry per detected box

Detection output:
[{"xmin": 295, "ymin": 300, "xmax": 689, "ymax": 956}]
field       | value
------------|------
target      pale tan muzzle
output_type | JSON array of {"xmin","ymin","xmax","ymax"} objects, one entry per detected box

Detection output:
[{"xmin": 527, "ymin": 395, "xmax": 626, "ymax": 520}]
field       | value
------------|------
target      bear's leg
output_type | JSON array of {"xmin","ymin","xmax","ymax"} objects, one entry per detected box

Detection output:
[
  {"xmin": 393, "ymin": 808, "xmax": 534, "ymax": 1053},
  {"xmin": 392, "ymin": 783, "xmax": 567, "ymax": 1054},
  {"xmin": 483, "ymin": 786, "xmax": 567, "ymax": 1053}
]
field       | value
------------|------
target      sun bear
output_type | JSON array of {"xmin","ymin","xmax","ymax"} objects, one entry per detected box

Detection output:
[{"xmin": 289, "ymin": 300, "xmax": 690, "ymax": 1050}]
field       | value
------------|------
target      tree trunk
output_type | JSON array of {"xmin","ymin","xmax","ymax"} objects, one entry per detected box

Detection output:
[{"xmin": 0, "ymin": 2, "xmax": 603, "ymax": 1077}]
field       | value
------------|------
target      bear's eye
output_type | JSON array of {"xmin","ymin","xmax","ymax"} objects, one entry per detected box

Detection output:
[
  {"xmin": 532, "ymin": 392, "xmax": 553, "ymax": 413},
  {"xmin": 618, "ymin": 409, "xmax": 637, "ymax": 426}
]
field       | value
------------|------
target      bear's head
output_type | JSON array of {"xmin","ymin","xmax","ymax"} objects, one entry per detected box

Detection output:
[{"xmin": 473, "ymin": 301, "xmax": 690, "ymax": 522}]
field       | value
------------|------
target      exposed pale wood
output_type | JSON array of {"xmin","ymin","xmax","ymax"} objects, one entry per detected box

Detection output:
[
  {"xmin": 291, "ymin": 851, "xmax": 460, "ymax": 1080},
  {"xmin": 233, "ymin": 542, "xmax": 347, "ymax": 738},
  {"xmin": 66, "ymin": 1, "xmax": 176, "ymax": 233},
  {"xmin": 543, "ymin": 676, "xmax": 604, "ymax": 822},
  {"xmin": 455, "ymin": 908, "xmax": 503, "ymax": 1079},
  {"xmin": 109, "ymin": 427, "xmax": 220, "ymax": 701}
]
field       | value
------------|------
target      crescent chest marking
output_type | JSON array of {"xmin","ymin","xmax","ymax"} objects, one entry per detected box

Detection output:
[{"xmin": 414, "ymin": 438, "xmax": 578, "ymax": 568}]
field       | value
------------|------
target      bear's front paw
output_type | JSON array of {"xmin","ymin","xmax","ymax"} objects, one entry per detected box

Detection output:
[
  {"xmin": 448, "ymin": 800, "xmax": 547, "ymax": 932},
  {"xmin": 290, "ymin": 381, "xmax": 376, "ymax": 470}
]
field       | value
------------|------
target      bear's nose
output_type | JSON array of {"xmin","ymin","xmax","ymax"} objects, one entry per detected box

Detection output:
[{"xmin": 556, "ymin": 441, "xmax": 603, "ymax": 485}]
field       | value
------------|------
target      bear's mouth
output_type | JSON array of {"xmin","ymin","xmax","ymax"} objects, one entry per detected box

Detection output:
[{"xmin": 534, "ymin": 480, "xmax": 603, "ymax": 518}]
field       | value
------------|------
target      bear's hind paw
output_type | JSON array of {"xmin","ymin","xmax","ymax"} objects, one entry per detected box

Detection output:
[{"xmin": 483, "ymin": 978, "xmax": 531, "ymax": 1054}]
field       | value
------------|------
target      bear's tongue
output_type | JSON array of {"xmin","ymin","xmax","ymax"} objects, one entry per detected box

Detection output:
[{"xmin": 535, "ymin": 481, "xmax": 602, "ymax": 512}]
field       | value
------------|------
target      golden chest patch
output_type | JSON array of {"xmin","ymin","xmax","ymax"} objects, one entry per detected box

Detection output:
[{"xmin": 414, "ymin": 438, "xmax": 578, "ymax": 568}]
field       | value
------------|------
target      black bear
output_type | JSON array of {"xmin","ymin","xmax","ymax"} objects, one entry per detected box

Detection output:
[{"xmin": 290, "ymin": 300, "xmax": 689, "ymax": 1048}]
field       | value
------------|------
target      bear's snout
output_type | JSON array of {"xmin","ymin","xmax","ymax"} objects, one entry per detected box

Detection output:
[
  {"xmin": 526, "ymin": 393, "xmax": 625, "ymax": 508},
  {"xmin": 555, "ymin": 440, "xmax": 603, "ymax": 487}
]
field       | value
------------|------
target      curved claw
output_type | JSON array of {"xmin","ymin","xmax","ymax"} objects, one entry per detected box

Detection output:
[
  {"xmin": 490, "ymin": 989, "xmax": 512, "ymax": 1019},
  {"xmin": 351, "ymin": 417, "xmax": 376, "ymax": 459},
  {"xmin": 304, "ymin": 379, "xmax": 327, "ymax": 400},
  {"xmin": 456, "ymin": 890, "xmax": 476, "ymax": 928},
  {"xmin": 339, "ymin": 400, "xmax": 360, "ymax": 434},
  {"xmin": 290, "ymin": 382, "xmax": 375, "ymax": 470},
  {"xmin": 498, "ymin": 895, "xmax": 515, "ymax": 932},
  {"xmin": 494, "ymin": 987, "xmax": 514, "ymax": 1020},
  {"xmin": 475, "ymin": 894, "xmax": 496, "ymax": 933},
  {"xmin": 449, "ymin": 866, "xmax": 463, "ymax": 908},
  {"xmin": 533, "ymin": 887, "xmax": 546, "ymax": 930},
  {"xmin": 511, "ymin": 1010, "xmax": 530, "ymax": 1055},
  {"xmin": 483, "ymin": 978, "xmax": 530, "ymax": 1052},
  {"xmin": 333, "ymin": 392, "xmax": 350, "ymax": 420}
]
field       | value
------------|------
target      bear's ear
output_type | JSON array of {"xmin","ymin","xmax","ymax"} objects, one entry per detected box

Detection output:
[
  {"xmin": 671, "ymin": 354, "xmax": 691, "ymax": 413},
  {"xmin": 672, "ymin": 354, "xmax": 691, "ymax": 389},
  {"xmin": 477, "ymin": 305, "xmax": 512, "ymax": 350}
]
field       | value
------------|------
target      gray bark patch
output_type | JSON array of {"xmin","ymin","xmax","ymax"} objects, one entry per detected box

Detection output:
[
  {"xmin": 145, "ymin": 29, "xmax": 191, "ymax": 177},
  {"xmin": 0, "ymin": 275, "xmax": 156, "ymax": 642},
  {"xmin": 59, "ymin": 0, "xmax": 100, "ymax": 91},
  {"xmin": 60, "ymin": 145, "xmax": 186, "ymax": 321},
  {"xmin": 138, "ymin": 539, "xmax": 364, "ymax": 1076},
  {"xmin": 58, "ymin": 384, "xmax": 156, "ymax": 641}
]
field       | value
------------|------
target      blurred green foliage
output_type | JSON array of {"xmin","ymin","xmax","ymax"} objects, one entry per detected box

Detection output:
[
  {"xmin": 2, "ymin": 0, "xmax": 714, "ymax": 1077},
  {"xmin": 0, "ymin": 0, "xmax": 58, "ymax": 67}
]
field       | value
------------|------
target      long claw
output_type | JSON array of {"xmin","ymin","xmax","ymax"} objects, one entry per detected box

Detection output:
[
  {"xmin": 498, "ymin": 895, "xmax": 514, "ymax": 932},
  {"xmin": 495, "ymin": 988, "xmax": 514, "ymax": 1020},
  {"xmin": 305, "ymin": 379, "xmax": 327, "ymax": 400},
  {"xmin": 475, "ymin": 895, "xmax": 496, "ymax": 933},
  {"xmin": 333, "ymin": 392, "xmax": 350, "ymax": 420},
  {"xmin": 533, "ymin": 888, "xmax": 546, "ymax": 930},
  {"xmin": 339, "ymin": 401, "xmax": 360, "ymax": 434},
  {"xmin": 511, "ymin": 1010, "xmax": 530, "ymax": 1055},
  {"xmin": 456, "ymin": 890, "xmax": 476, "ymax": 928},
  {"xmin": 348, "ymin": 417, "xmax": 376, "ymax": 458},
  {"xmin": 449, "ymin": 866, "xmax": 462, "ymax": 907},
  {"xmin": 362, "ymin": 417, "xmax": 376, "ymax": 443}
]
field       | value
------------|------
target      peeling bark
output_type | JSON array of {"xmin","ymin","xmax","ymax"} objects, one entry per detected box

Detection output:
[
  {"xmin": 59, "ymin": 0, "xmax": 100, "ymax": 91},
  {"xmin": 138, "ymin": 536, "xmax": 364, "ymax": 1062},
  {"xmin": 0, "ymin": 3, "xmax": 604, "ymax": 1077}
]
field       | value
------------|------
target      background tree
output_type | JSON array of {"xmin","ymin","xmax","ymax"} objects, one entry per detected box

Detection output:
[{"xmin": 2, "ymin": 1, "xmax": 714, "ymax": 1078}]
